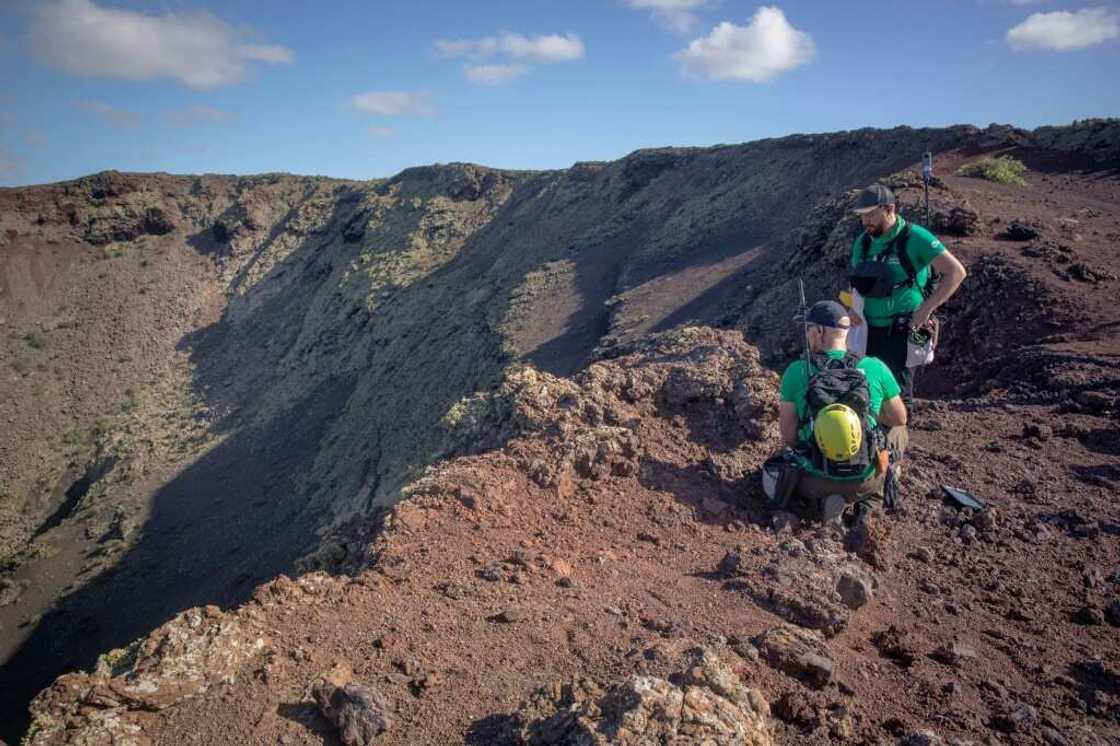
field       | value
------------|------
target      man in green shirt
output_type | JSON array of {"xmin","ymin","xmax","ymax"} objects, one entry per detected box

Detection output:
[
  {"xmin": 848, "ymin": 184, "xmax": 967, "ymax": 404},
  {"xmin": 777, "ymin": 301, "xmax": 908, "ymax": 520}
]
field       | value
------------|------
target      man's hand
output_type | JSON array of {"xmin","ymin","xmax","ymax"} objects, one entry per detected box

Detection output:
[
  {"xmin": 911, "ymin": 250, "xmax": 967, "ymax": 331},
  {"xmin": 849, "ymin": 308, "xmax": 864, "ymax": 327},
  {"xmin": 909, "ymin": 307, "xmax": 933, "ymax": 331}
]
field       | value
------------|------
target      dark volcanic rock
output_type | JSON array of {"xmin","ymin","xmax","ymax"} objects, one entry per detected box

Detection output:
[
  {"xmin": 1004, "ymin": 221, "xmax": 1040, "ymax": 241},
  {"xmin": 991, "ymin": 701, "xmax": 1038, "ymax": 734},
  {"xmin": 873, "ymin": 626, "xmax": 919, "ymax": 668},
  {"xmin": 313, "ymin": 676, "xmax": 392, "ymax": 745},
  {"xmin": 836, "ymin": 572, "xmax": 874, "ymax": 610},
  {"xmin": 931, "ymin": 206, "xmax": 980, "ymax": 236},
  {"xmin": 931, "ymin": 641, "xmax": 977, "ymax": 668}
]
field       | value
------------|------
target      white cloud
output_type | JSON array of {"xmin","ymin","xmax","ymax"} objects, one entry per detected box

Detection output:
[
  {"xmin": 74, "ymin": 99, "xmax": 140, "ymax": 128},
  {"xmin": 166, "ymin": 105, "xmax": 236, "ymax": 126},
  {"xmin": 435, "ymin": 37, "xmax": 498, "ymax": 58},
  {"xmin": 29, "ymin": 0, "xmax": 294, "ymax": 89},
  {"xmin": 465, "ymin": 63, "xmax": 529, "ymax": 85},
  {"xmin": 240, "ymin": 45, "xmax": 295, "ymax": 64},
  {"xmin": 1006, "ymin": 7, "xmax": 1119, "ymax": 50},
  {"xmin": 369, "ymin": 127, "xmax": 394, "ymax": 137},
  {"xmin": 501, "ymin": 32, "xmax": 584, "ymax": 62},
  {"xmin": 624, "ymin": 0, "xmax": 708, "ymax": 34},
  {"xmin": 349, "ymin": 92, "xmax": 435, "ymax": 116},
  {"xmin": 674, "ymin": 6, "xmax": 815, "ymax": 82},
  {"xmin": 435, "ymin": 32, "xmax": 584, "ymax": 62}
]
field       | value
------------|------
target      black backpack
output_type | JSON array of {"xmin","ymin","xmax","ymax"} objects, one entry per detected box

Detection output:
[
  {"xmin": 801, "ymin": 353, "xmax": 878, "ymax": 478},
  {"xmin": 849, "ymin": 224, "xmax": 934, "ymax": 299}
]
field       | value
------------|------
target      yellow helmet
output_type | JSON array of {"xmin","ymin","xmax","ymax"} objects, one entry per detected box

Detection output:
[{"xmin": 813, "ymin": 404, "xmax": 862, "ymax": 462}]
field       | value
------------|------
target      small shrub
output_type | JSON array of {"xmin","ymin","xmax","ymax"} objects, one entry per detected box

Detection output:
[
  {"xmin": 956, "ymin": 156, "xmax": 1028, "ymax": 186},
  {"xmin": 11, "ymin": 357, "xmax": 31, "ymax": 377},
  {"xmin": 61, "ymin": 426, "xmax": 86, "ymax": 446},
  {"xmin": 24, "ymin": 332, "xmax": 44, "ymax": 349}
]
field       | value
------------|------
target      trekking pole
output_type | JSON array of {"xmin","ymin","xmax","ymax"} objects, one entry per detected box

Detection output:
[
  {"xmin": 796, "ymin": 277, "xmax": 819, "ymax": 471},
  {"xmin": 922, "ymin": 152, "xmax": 933, "ymax": 226},
  {"xmin": 798, "ymin": 278, "xmax": 811, "ymax": 382}
]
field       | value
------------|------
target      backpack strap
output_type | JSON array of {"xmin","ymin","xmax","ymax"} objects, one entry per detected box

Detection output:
[
  {"xmin": 858, "ymin": 225, "xmax": 911, "ymax": 271},
  {"xmin": 892, "ymin": 224, "xmax": 918, "ymax": 285},
  {"xmin": 858, "ymin": 232, "xmax": 871, "ymax": 263},
  {"xmin": 810, "ymin": 351, "xmax": 861, "ymax": 371}
]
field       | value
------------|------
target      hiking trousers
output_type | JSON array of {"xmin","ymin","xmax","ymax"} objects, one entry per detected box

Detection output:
[
  {"xmin": 867, "ymin": 319, "xmax": 917, "ymax": 407},
  {"xmin": 792, "ymin": 427, "xmax": 909, "ymax": 512}
]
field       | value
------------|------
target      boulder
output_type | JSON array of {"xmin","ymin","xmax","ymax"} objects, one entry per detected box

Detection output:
[
  {"xmin": 753, "ymin": 626, "xmax": 834, "ymax": 689},
  {"xmin": 511, "ymin": 647, "xmax": 774, "ymax": 744},
  {"xmin": 872, "ymin": 626, "xmax": 919, "ymax": 668},
  {"xmin": 931, "ymin": 206, "xmax": 980, "ymax": 236},
  {"xmin": 313, "ymin": 668, "xmax": 392, "ymax": 746},
  {"xmin": 1003, "ymin": 221, "xmax": 1040, "ymax": 241},
  {"xmin": 836, "ymin": 572, "xmax": 874, "ymax": 610},
  {"xmin": 931, "ymin": 641, "xmax": 977, "ymax": 668}
]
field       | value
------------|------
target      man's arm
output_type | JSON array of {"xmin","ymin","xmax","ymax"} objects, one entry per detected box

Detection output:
[
  {"xmin": 912, "ymin": 250, "xmax": 966, "ymax": 329},
  {"xmin": 779, "ymin": 402, "xmax": 800, "ymax": 448},
  {"xmin": 878, "ymin": 395, "xmax": 908, "ymax": 427}
]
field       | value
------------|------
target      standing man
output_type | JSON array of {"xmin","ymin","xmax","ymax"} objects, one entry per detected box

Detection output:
[{"xmin": 847, "ymin": 184, "xmax": 966, "ymax": 404}]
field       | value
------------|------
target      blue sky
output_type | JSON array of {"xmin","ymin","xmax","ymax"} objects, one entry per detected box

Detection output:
[{"xmin": 1, "ymin": 0, "xmax": 1118, "ymax": 186}]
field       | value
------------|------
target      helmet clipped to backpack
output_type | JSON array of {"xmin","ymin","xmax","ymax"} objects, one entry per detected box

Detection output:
[
  {"xmin": 802, "ymin": 353, "xmax": 878, "ymax": 478},
  {"xmin": 813, "ymin": 403, "xmax": 863, "ymax": 462}
]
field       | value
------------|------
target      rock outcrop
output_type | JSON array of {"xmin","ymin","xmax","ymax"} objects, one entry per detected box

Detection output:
[{"xmin": 511, "ymin": 648, "xmax": 774, "ymax": 745}]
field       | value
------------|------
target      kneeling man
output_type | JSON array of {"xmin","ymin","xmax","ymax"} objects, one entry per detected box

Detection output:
[{"xmin": 773, "ymin": 300, "xmax": 908, "ymax": 521}]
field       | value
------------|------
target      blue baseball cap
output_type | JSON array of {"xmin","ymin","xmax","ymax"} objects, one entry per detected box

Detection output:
[{"xmin": 806, "ymin": 300, "xmax": 851, "ymax": 329}]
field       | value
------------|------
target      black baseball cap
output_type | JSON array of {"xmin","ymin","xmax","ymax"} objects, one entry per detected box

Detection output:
[
  {"xmin": 852, "ymin": 184, "xmax": 895, "ymax": 214},
  {"xmin": 806, "ymin": 300, "xmax": 851, "ymax": 329}
]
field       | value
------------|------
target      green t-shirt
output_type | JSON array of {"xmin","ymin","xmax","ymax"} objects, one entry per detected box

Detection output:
[
  {"xmin": 779, "ymin": 350, "xmax": 902, "ymax": 479},
  {"xmin": 850, "ymin": 217, "xmax": 946, "ymax": 327}
]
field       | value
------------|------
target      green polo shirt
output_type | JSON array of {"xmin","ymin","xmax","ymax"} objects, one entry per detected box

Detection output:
[
  {"xmin": 779, "ymin": 350, "xmax": 901, "ymax": 479},
  {"xmin": 850, "ymin": 217, "xmax": 946, "ymax": 327}
]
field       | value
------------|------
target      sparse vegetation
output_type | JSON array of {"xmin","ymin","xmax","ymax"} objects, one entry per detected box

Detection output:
[
  {"xmin": 95, "ymin": 641, "xmax": 141, "ymax": 678},
  {"xmin": 956, "ymin": 156, "xmax": 1028, "ymax": 186},
  {"xmin": 11, "ymin": 357, "xmax": 32, "ymax": 377},
  {"xmin": 120, "ymin": 388, "xmax": 138, "ymax": 413},
  {"xmin": 24, "ymin": 332, "xmax": 44, "ymax": 349}
]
